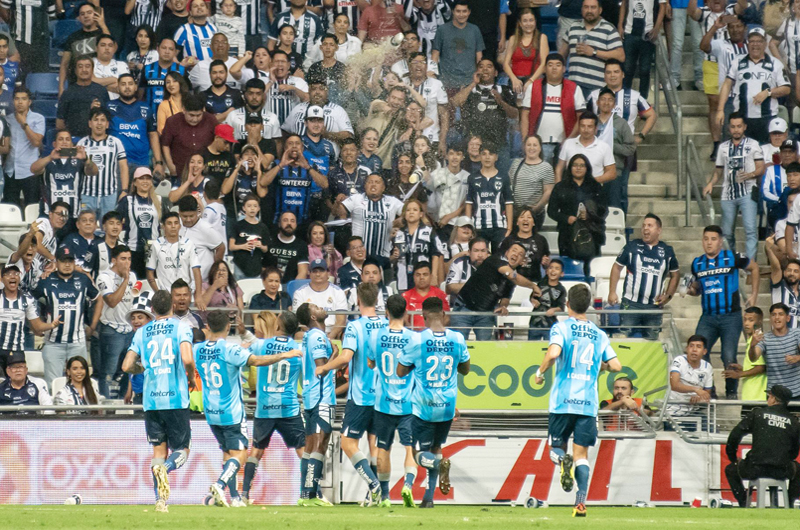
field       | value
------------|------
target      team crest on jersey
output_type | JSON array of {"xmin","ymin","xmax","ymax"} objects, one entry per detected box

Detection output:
[
  {"xmin": 494, "ymin": 179, "xmax": 503, "ymax": 191},
  {"xmin": 658, "ymin": 247, "xmax": 665, "ymax": 257},
  {"xmin": 27, "ymin": 386, "xmax": 36, "ymax": 397},
  {"xmin": 70, "ymin": 159, "xmax": 78, "ymax": 166},
  {"xmin": 140, "ymin": 107, "xmax": 148, "ymax": 119},
  {"xmin": 225, "ymin": 97, "xmax": 233, "ymax": 107}
]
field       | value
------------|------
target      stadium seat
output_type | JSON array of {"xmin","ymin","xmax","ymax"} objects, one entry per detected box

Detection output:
[
  {"xmin": 595, "ymin": 278, "xmax": 624, "ymax": 304},
  {"xmin": 606, "ymin": 207, "xmax": 626, "ymax": 235},
  {"xmin": 0, "ymin": 203, "xmax": 27, "ymax": 262},
  {"xmin": 32, "ymin": 99, "xmax": 58, "ymax": 121},
  {"xmin": 556, "ymin": 257, "xmax": 586, "ymax": 281},
  {"xmin": 51, "ymin": 376, "xmax": 67, "ymax": 397},
  {"xmin": 25, "ymin": 350, "xmax": 44, "ymax": 377},
  {"xmin": 542, "ymin": 231, "xmax": 559, "ymax": 253},
  {"xmin": 746, "ymin": 478, "xmax": 792, "ymax": 508},
  {"xmin": 27, "ymin": 73, "xmax": 60, "ymax": 100},
  {"xmin": 0, "ymin": 202, "xmax": 23, "ymax": 223},
  {"xmin": 541, "ymin": 213, "xmax": 557, "ymax": 231},
  {"xmin": 601, "ymin": 234, "xmax": 626, "ymax": 256},
  {"xmin": 24, "ymin": 203, "xmax": 40, "ymax": 224},
  {"xmin": 589, "ymin": 256, "xmax": 619, "ymax": 281},
  {"xmin": 239, "ymin": 278, "xmax": 264, "ymax": 306},
  {"xmin": 286, "ymin": 279, "xmax": 311, "ymax": 300},
  {"xmin": 51, "ymin": 19, "xmax": 81, "ymax": 51}
]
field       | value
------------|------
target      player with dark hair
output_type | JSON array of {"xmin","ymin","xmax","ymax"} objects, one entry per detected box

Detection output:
[
  {"xmin": 397, "ymin": 297, "xmax": 470, "ymax": 508},
  {"xmin": 296, "ymin": 302, "xmax": 336, "ymax": 506},
  {"xmin": 241, "ymin": 311, "xmax": 306, "ymax": 505},
  {"xmin": 534, "ymin": 284, "xmax": 621, "ymax": 517},
  {"xmin": 195, "ymin": 310, "xmax": 301, "ymax": 507},
  {"xmin": 367, "ymin": 294, "xmax": 420, "ymax": 507},
  {"xmin": 121, "ymin": 290, "xmax": 197, "ymax": 513}
]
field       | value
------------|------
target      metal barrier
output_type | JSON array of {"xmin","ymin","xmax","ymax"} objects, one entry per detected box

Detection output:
[
  {"xmin": 653, "ymin": 35, "xmax": 683, "ymax": 200},
  {"xmin": 685, "ymin": 137, "xmax": 716, "ymax": 226}
]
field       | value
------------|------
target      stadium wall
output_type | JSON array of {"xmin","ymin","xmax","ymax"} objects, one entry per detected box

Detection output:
[{"xmin": 0, "ymin": 421, "xmax": 751, "ymax": 506}]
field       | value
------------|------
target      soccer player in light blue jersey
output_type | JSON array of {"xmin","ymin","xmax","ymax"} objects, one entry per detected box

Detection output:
[
  {"xmin": 195, "ymin": 310, "xmax": 302, "ymax": 508},
  {"xmin": 240, "ymin": 311, "xmax": 309, "ymax": 505},
  {"xmin": 316, "ymin": 282, "xmax": 387, "ymax": 506},
  {"xmin": 534, "ymin": 284, "xmax": 621, "ymax": 518},
  {"xmin": 367, "ymin": 294, "xmax": 420, "ymax": 507},
  {"xmin": 122, "ymin": 290, "xmax": 197, "ymax": 514},
  {"xmin": 296, "ymin": 302, "xmax": 337, "ymax": 505},
  {"xmin": 397, "ymin": 297, "xmax": 470, "ymax": 509}
]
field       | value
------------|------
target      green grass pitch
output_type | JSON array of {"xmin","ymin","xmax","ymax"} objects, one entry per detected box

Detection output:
[{"xmin": 1, "ymin": 505, "xmax": 799, "ymax": 529}]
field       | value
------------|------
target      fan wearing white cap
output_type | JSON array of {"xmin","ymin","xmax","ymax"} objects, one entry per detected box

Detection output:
[
  {"xmin": 717, "ymin": 25, "xmax": 791, "ymax": 144},
  {"xmin": 761, "ymin": 118, "xmax": 797, "ymax": 164}
]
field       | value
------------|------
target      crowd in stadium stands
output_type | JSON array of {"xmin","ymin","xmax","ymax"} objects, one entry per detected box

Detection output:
[{"xmin": 0, "ymin": 0, "xmax": 799, "ymax": 413}]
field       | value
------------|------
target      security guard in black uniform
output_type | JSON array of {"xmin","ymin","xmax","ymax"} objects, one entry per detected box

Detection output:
[{"xmin": 725, "ymin": 385, "xmax": 800, "ymax": 507}]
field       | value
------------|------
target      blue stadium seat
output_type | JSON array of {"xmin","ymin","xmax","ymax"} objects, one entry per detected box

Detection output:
[
  {"xmin": 32, "ymin": 99, "xmax": 57, "ymax": 120},
  {"xmin": 52, "ymin": 19, "xmax": 81, "ymax": 51},
  {"xmin": 27, "ymin": 73, "xmax": 60, "ymax": 100},
  {"xmin": 41, "ymin": 129, "xmax": 59, "ymax": 157},
  {"xmin": 554, "ymin": 257, "xmax": 586, "ymax": 281},
  {"xmin": 286, "ymin": 279, "xmax": 311, "ymax": 300}
]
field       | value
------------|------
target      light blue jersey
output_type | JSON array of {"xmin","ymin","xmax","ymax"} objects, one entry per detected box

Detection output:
[
  {"xmin": 250, "ymin": 336, "xmax": 302, "ymax": 419},
  {"xmin": 548, "ymin": 317, "xmax": 617, "ymax": 417},
  {"xmin": 130, "ymin": 317, "xmax": 194, "ymax": 412},
  {"xmin": 398, "ymin": 329, "xmax": 469, "ymax": 423},
  {"xmin": 341, "ymin": 316, "xmax": 388, "ymax": 406},
  {"xmin": 302, "ymin": 328, "xmax": 336, "ymax": 410},
  {"xmin": 369, "ymin": 327, "xmax": 418, "ymax": 416},
  {"xmin": 194, "ymin": 339, "xmax": 251, "ymax": 425}
]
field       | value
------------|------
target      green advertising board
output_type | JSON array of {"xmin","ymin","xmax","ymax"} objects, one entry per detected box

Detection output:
[{"xmin": 457, "ymin": 340, "xmax": 668, "ymax": 409}]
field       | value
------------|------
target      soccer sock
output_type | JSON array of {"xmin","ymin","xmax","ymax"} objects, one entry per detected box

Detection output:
[
  {"xmin": 423, "ymin": 456, "xmax": 441, "ymax": 503},
  {"xmin": 575, "ymin": 459, "xmax": 590, "ymax": 506},
  {"xmin": 164, "ymin": 449, "xmax": 188, "ymax": 474},
  {"xmin": 404, "ymin": 466, "xmax": 417, "ymax": 489},
  {"xmin": 378, "ymin": 473, "xmax": 391, "ymax": 501},
  {"xmin": 300, "ymin": 453, "xmax": 311, "ymax": 499},
  {"xmin": 350, "ymin": 451, "xmax": 380, "ymax": 490},
  {"xmin": 151, "ymin": 458, "xmax": 165, "ymax": 501},
  {"xmin": 310, "ymin": 452, "xmax": 325, "ymax": 499},
  {"xmin": 549, "ymin": 447, "xmax": 566, "ymax": 465},
  {"xmin": 414, "ymin": 451, "xmax": 436, "ymax": 470},
  {"xmin": 228, "ymin": 466, "xmax": 241, "ymax": 500},
  {"xmin": 216, "ymin": 458, "xmax": 240, "ymax": 490},
  {"xmin": 370, "ymin": 456, "xmax": 378, "ymax": 482},
  {"xmin": 242, "ymin": 457, "xmax": 259, "ymax": 496}
]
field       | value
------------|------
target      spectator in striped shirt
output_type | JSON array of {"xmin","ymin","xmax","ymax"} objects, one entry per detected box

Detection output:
[
  {"xmin": 464, "ymin": 142, "xmax": 513, "ymax": 252},
  {"xmin": 559, "ymin": 0, "xmax": 625, "ymax": 98},
  {"xmin": 0, "ymin": 0, "xmax": 50, "ymax": 75},
  {"xmin": 703, "ymin": 112, "xmax": 764, "ymax": 260},
  {"xmin": 444, "ymin": 236, "xmax": 488, "ymax": 306},
  {"xmin": 749, "ymin": 303, "xmax": 800, "ymax": 400},
  {"xmin": 78, "ymin": 107, "xmax": 130, "ymax": 220},
  {"xmin": 175, "ymin": 0, "xmax": 217, "ymax": 62},
  {"xmin": 0, "ymin": 265, "xmax": 58, "ymax": 374},
  {"xmin": 766, "ymin": 236, "xmax": 800, "ymax": 329},
  {"xmin": 33, "ymin": 246, "xmax": 102, "ymax": 387},
  {"xmin": 268, "ymin": 0, "xmax": 324, "ymax": 58}
]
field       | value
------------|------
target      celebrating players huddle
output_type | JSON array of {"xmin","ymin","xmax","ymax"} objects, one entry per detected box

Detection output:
[{"xmin": 120, "ymin": 282, "xmax": 615, "ymax": 517}]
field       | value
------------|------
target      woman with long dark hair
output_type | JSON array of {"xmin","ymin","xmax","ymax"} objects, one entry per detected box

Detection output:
[
  {"xmin": 307, "ymin": 221, "xmax": 343, "ymax": 281},
  {"xmin": 502, "ymin": 8, "xmax": 548, "ymax": 94},
  {"xmin": 498, "ymin": 206, "xmax": 550, "ymax": 282},
  {"xmin": 156, "ymin": 70, "xmax": 188, "ymax": 133},
  {"xmin": 547, "ymin": 154, "xmax": 607, "ymax": 265},
  {"xmin": 125, "ymin": 24, "xmax": 158, "ymax": 84},
  {"xmin": 200, "ymin": 260, "xmax": 244, "ymax": 321},
  {"xmin": 118, "ymin": 169, "xmax": 161, "ymax": 277},
  {"xmin": 54, "ymin": 356, "xmax": 101, "ymax": 412},
  {"xmin": 390, "ymin": 198, "xmax": 441, "ymax": 291}
]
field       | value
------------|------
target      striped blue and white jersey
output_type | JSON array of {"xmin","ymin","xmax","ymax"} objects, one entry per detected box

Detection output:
[
  {"xmin": 342, "ymin": 316, "xmax": 387, "ymax": 406},
  {"xmin": 129, "ymin": 0, "xmax": 167, "ymax": 30},
  {"xmin": 33, "ymin": 273, "xmax": 99, "ymax": 344},
  {"xmin": 77, "ymin": 134, "xmax": 127, "ymax": 197},
  {"xmin": 302, "ymin": 327, "xmax": 336, "ymax": 409},
  {"xmin": 249, "ymin": 336, "xmax": 302, "ymax": 418},
  {"xmin": 548, "ymin": 317, "xmax": 616, "ymax": 417},
  {"xmin": 269, "ymin": 9, "xmax": 324, "ymax": 57},
  {"xmin": 342, "ymin": 193, "xmax": 404, "ymax": 258},
  {"xmin": 398, "ymin": 328, "xmax": 468, "ymax": 423},
  {"xmin": 130, "ymin": 317, "xmax": 193, "ymax": 411},
  {"xmin": 465, "ymin": 172, "xmax": 513, "ymax": 230},
  {"xmin": 616, "ymin": 239, "xmax": 679, "ymax": 306},
  {"xmin": 369, "ymin": 327, "xmax": 418, "ymax": 416},
  {"xmin": 587, "ymin": 87, "xmax": 651, "ymax": 134},
  {"xmin": 174, "ymin": 21, "xmax": 217, "ymax": 60},
  {"xmin": 0, "ymin": 291, "xmax": 38, "ymax": 351},
  {"xmin": 194, "ymin": 339, "xmax": 251, "ymax": 425}
]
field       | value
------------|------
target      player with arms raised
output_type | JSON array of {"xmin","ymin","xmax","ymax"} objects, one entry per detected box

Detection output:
[
  {"xmin": 296, "ymin": 302, "xmax": 337, "ymax": 505},
  {"xmin": 195, "ymin": 310, "xmax": 302, "ymax": 507},
  {"xmin": 367, "ymin": 294, "xmax": 421, "ymax": 507},
  {"xmin": 240, "ymin": 311, "xmax": 307, "ymax": 504},
  {"xmin": 534, "ymin": 284, "xmax": 621, "ymax": 517},
  {"xmin": 397, "ymin": 297, "xmax": 470, "ymax": 508},
  {"xmin": 315, "ymin": 283, "xmax": 388, "ymax": 505},
  {"xmin": 122, "ymin": 290, "xmax": 197, "ymax": 514}
]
